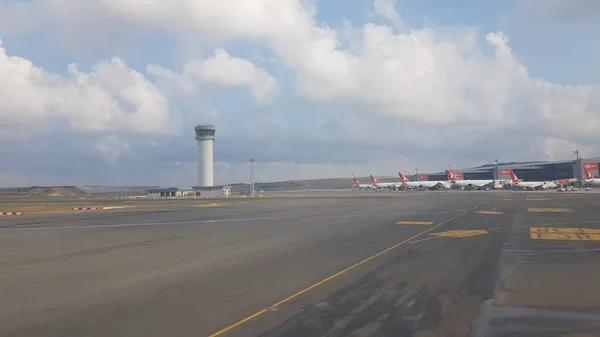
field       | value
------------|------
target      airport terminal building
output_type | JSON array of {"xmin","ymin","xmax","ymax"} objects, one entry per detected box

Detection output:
[{"xmin": 419, "ymin": 157, "xmax": 600, "ymax": 184}]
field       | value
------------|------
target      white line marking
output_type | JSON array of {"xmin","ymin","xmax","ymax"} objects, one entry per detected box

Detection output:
[{"xmin": 0, "ymin": 210, "xmax": 460, "ymax": 232}]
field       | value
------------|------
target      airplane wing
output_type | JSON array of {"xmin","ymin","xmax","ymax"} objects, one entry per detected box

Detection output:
[
  {"xmin": 435, "ymin": 181, "xmax": 451, "ymax": 189},
  {"xmin": 517, "ymin": 182, "xmax": 543, "ymax": 189}
]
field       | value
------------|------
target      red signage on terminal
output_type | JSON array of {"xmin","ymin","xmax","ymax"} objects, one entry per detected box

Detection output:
[
  {"xmin": 582, "ymin": 162, "xmax": 598, "ymax": 170},
  {"xmin": 453, "ymin": 172, "xmax": 464, "ymax": 180},
  {"xmin": 499, "ymin": 168, "xmax": 512, "ymax": 175},
  {"xmin": 418, "ymin": 174, "xmax": 428, "ymax": 181},
  {"xmin": 557, "ymin": 179, "xmax": 571, "ymax": 184}
]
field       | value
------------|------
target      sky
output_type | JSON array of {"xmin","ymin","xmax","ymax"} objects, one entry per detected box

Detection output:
[{"xmin": 1, "ymin": 0, "xmax": 600, "ymax": 186}]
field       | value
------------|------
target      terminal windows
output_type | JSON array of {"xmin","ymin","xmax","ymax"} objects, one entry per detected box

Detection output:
[{"xmin": 196, "ymin": 129, "xmax": 215, "ymax": 137}]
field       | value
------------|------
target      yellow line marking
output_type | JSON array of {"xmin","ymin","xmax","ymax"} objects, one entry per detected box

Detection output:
[
  {"xmin": 530, "ymin": 227, "xmax": 600, "ymax": 234},
  {"xmin": 528, "ymin": 208, "xmax": 571, "ymax": 213},
  {"xmin": 208, "ymin": 309, "xmax": 268, "ymax": 336},
  {"xmin": 207, "ymin": 201, "xmax": 488, "ymax": 337},
  {"xmin": 395, "ymin": 221, "xmax": 434, "ymax": 225},
  {"xmin": 431, "ymin": 230, "xmax": 488, "ymax": 238},
  {"xmin": 530, "ymin": 232, "xmax": 600, "ymax": 241},
  {"xmin": 530, "ymin": 227, "xmax": 600, "ymax": 241},
  {"xmin": 193, "ymin": 203, "xmax": 223, "ymax": 208},
  {"xmin": 409, "ymin": 236, "xmax": 442, "ymax": 244},
  {"xmin": 473, "ymin": 210, "xmax": 503, "ymax": 215}
]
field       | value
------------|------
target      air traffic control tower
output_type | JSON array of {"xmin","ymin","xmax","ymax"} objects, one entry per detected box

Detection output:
[{"xmin": 194, "ymin": 124, "xmax": 216, "ymax": 187}]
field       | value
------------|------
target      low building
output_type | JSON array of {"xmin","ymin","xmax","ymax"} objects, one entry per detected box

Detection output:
[
  {"xmin": 192, "ymin": 185, "xmax": 231, "ymax": 197},
  {"xmin": 176, "ymin": 187, "xmax": 195, "ymax": 197},
  {"xmin": 147, "ymin": 188, "xmax": 179, "ymax": 198},
  {"xmin": 146, "ymin": 186, "xmax": 232, "ymax": 198}
]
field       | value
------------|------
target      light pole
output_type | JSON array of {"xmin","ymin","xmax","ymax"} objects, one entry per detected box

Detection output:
[
  {"xmin": 574, "ymin": 150, "xmax": 580, "ymax": 187},
  {"xmin": 249, "ymin": 158, "xmax": 255, "ymax": 196},
  {"xmin": 494, "ymin": 159, "xmax": 499, "ymax": 181}
]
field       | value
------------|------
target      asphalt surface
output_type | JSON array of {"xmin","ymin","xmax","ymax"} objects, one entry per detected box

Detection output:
[{"xmin": 2, "ymin": 191, "xmax": 600, "ymax": 337}]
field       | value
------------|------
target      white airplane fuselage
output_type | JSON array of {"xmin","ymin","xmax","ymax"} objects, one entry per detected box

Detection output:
[
  {"xmin": 403, "ymin": 181, "xmax": 451, "ymax": 190},
  {"xmin": 585, "ymin": 178, "xmax": 600, "ymax": 186},
  {"xmin": 451, "ymin": 179, "xmax": 494, "ymax": 189}
]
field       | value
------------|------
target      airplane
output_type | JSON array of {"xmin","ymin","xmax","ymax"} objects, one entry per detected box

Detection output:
[
  {"xmin": 509, "ymin": 170, "xmax": 556, "ymax": 190},
  {"xmin": 370, "ymin": 175, "xmax": 400, "ymax": 190},
  {"xmin": 397, "ymin": 172, "xmax": 451, "ymax": 190},
  {"xmin": 352, "ymin": 178, "xmax": 380, "ymax": 190},
  {"xmin": 583, "ymin": 168, "xmax": 600, "ymax": 186},
  {"xmin": 445, "ymin": 170, "xmax": 498, "ymax": 190}
]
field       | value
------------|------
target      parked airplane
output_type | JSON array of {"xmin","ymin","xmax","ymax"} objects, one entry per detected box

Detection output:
[
  {"xmin": 509, "ymin": 170, "xmax": 556, "ymax": 190},
  {"xmin": 583, "ymin": 168, "xmax": 600, "ymax": 186},
  {"xmin": 370, "ymin": 175, "xmax": 400, "ymax": 190},
  {"xmin": 352, "ymin": 178, "xmax": 379, "ymax": 190},
  {"xmin": 398, "ymin": 172, "xmax": 451, "ymax": 190},
  {"xmin": 445, "ymin": 170, "xmax": 497, "ymax": 190}
]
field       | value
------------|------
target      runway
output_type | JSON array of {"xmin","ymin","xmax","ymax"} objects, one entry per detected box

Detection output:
[{"xmin": 2, "ymin": 191, "xmax": 600, "ymax": 337}]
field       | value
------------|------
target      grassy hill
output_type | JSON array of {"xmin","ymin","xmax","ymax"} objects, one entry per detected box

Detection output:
[{"xmin": 0, "ymin": 186, "xmax": 88, "ymax": 196}]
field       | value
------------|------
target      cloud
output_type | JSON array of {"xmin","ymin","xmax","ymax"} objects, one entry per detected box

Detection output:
[
  {"xmin": 92, "ymin": 136, "xmax": 131, "ymax": 164},
  {"xmin": 372, "ymin": 0, "xmax": 403, "ymax": 28},
  {"xmin": 183, "ymin": 49, "xmax": 280, "ymax": 105},
  {"xmin": 146, "ymin": 64, "xmax": 196, "ymax": 97},
  {"xmin": 0, "ymin": 39, "xmax": 174, "ymax": 137},
  {"xmin": 536, "ymin": 138, "xmax": 594, "ymax": 161},
  {"xmin": 149, "ymin": 49, "xmax": 279, "ymax": 105},
  {"xmin": 27, "ymin": 0, "xmax": 592, "ymax": 135},
  {"xmin": 1, "ymin": 0, "xmax": 600, "ymax": 186},
  {"xmin": 1, "ymin": 0, "xmax": 357, "ymax": 101}
]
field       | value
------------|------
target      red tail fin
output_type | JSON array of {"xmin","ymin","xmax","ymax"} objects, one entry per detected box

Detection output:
[
  {"xmin": 584, "ymin": 168, "xmax": 594, "ymax": 180},
  {"xmin": 445, "ymin": 169, "xmax": 456, "ymax": 181},
  {"xmin": 398, "ymin": 172, "xmax": 410, "ymax": 182},
  {"xmin": 353, "ymin": 178, "xmax": 360, "ymax": 184},
  {"xmin": 510, "ymin": 170, "xmax": 522, "ymax": 183},
  {"xmin": 370, "ymin": 175, "xmax": 380, "ymax": 184}
]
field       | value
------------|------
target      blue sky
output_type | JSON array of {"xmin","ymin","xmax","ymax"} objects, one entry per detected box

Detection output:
[{"xmin": 1, "ymin": 0, "xmax": 599, "ymax": 186}]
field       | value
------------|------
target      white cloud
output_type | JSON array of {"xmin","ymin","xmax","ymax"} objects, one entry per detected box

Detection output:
[
  {"xmin": 16, "ymin": 0, "xmax": 595, "ymax": 135},
  {"xmin": 0, "ymin": 39, "xmax": 174, "ymax": 137},
  {"xmin": 146, "ymin": 64, "xmax": 196, "ymax": 97},
  {"xmin": 2, "ymin": 0, "xmax": 600, "ymax": 184},
  {"xmin": 65, "ymin": 59, "xmax": 173, "ymax": 134},
  {"xmin": 2, "ymin": 0, "xmax": 357, "ymax": 101},
  {"xmin": 92, "ymin": 136, "xmax": 131, "ymax": 164},
  {"xmin": 149, "ymin": 49, "xmax": 279, "ymax": 105},
  {"xmin": 183, "ymin": 49, "xmax": 279, "ymax": 105},
  {"xmin": 536, "ymin": 138, "xmax": 594, "ymax": 161},
  {"xmin": 372, "ymin": 0, "xmax": 403, "ymax": 28}
]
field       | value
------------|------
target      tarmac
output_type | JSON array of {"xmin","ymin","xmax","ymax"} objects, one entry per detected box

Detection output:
[{"xmin": 1, "ymin": 190, "xmax": 600, "ymax": 337}]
